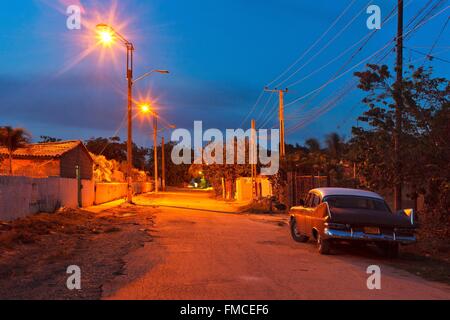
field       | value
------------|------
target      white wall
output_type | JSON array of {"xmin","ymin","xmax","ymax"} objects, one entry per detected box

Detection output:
[
  {"xmin": 0, "ymin": 176, "xmax": 35, "ymax": 220},
  {"xmin": 94, "ymin": 182, "xmax": 153, "ymax": 205},
  {"xmin": 0, "ymin": 176, "xmax": 152, "ymax": 221},
  {"xmin": 0, "ymin": 176, "xmax": 94, "ymax": 221}
]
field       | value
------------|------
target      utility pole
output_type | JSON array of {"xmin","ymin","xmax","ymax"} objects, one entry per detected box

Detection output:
[
  {"xmin": 394, "ymin": 0, "xmax": 404, "ymax": 211},
  {"xmin": 126, "ymin": 42, "xmax": 134, "ymax": 203},
  {"xmin": 161, "ymin": 136, "xmax": 166, "ymax": 192},
  {"xmin": 153, "ymin": 114, "xmax": 159, "ymax": 193},
  {"xmin": 251, "ymin": 119, "xmax": 257, "ymax": 199},
  {"xmin": 264, "ymin": 87, "xmax": 288, "ymax": 159}
]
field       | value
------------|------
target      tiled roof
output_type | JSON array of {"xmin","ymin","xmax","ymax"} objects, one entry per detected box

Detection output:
[{"xmin": 0, "ymin": 140, "xmax": 84, "ymax": 158}]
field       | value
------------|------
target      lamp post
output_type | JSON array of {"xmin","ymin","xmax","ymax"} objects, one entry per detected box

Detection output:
[
  {"xmin": 139, "ymin": 105, "xmax": 170, "ymax": 194},
  {"xmin": 96, "ymin": 23, "xmax": 169, "ymax": 202},
  {"xmin": 161, "ymin": 124, "xmax": 176, "ymax": 192},
  {"xmin": 153, "ymin": 113, "xmax": 158, "ymax": 193},
  {"xmin": 96, "ymin": 23, "xmax": 134, "ymax": 203}
]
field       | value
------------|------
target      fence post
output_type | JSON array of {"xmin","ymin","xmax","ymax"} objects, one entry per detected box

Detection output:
[{"xmin": 76, "ymin": 165, "xmax": 82, "ymax": 208}]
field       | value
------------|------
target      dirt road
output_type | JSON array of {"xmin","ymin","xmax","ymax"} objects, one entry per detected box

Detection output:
[{"xmin": 103, "ymin": 192, "xmax": 450, "ymax": 300}]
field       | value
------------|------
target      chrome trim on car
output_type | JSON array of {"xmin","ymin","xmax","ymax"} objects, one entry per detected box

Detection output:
[
  {"xmin": 324, "ymin": 228, "xmax": 416, "ymax": 244},
  {"xmin": 323, "ymin": 201, "xmax": 332, "ymax": 219}
]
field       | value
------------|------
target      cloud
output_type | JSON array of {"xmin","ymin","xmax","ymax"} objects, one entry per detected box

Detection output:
[{"xmin": 0, "ymin": 73, "xmax": 260, "ymax": 141}]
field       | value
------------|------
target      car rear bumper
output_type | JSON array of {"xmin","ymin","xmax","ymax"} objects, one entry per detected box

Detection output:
[{"xmin": 324, "ymin": 228, "xmax": 416, "ymax": 244}]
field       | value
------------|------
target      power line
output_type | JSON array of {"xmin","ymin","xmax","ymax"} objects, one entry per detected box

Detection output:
[
  {"xmin": 285, "ymin": 5, "xmax": 450, "ymax": 136},
  {"xmin": 284, "ymin": 3, "xmax": 449, "ymax": 111},
  {"xmin": 255, "ymin": 91, "xmax": 275, "ymax": 123},
  {"xmin": 241, "ymin": 0, "xmax": 358, "ymax": 129},
  {"xmin": 239, "ymin": 89, "xmax": 265, "ymax": 128},
  {"xmin": 279, "ymin": 0, "xmax": 373, "ymax": 88},
  {"xmin": 285, "ymin": 1, "xmax": 401, "ymax": 89},
  {"xmin": 283, "ymin": 1, "xmax": 402, "ymax": 114},
  {"xmin": 406, "ymin": 46, "xmax": 450, "ymax": 64},
  {"xmin": 265, "ymin": 0, "xmax": 358, "ymax": 88},
  {"xmin": 425, "ymin": 15, "xmax": 449, "ymax": 61}
]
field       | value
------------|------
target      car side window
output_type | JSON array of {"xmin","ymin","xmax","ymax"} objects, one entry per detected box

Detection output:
[
  {"xmin": 304, "ymin": 193, "xmax": 312, "ymax": 207},
  {"xmin": 311, "ymin": 194, "xmax": 320, "ymax": 208}
]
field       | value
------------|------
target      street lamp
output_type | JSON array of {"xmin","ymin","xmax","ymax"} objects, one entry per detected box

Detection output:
[
  {"xmin": 134, "ymin": 70, "xmax": 169, "ymax": 84},
  {"xmin": 140, "ymin": 104, "xmax": 151, "ymax": 114},
  {"xmin": 139, "ymin": 104, "xmax": 160, "ymax": 193},
  {"xmin": 96, "ymin": 23, "xmax": 134, "ymax": 203},
  {"xmin": 139, "ymin": 104, "xmax": 175, "ymax": 193},
  {"xmin": 96, "ymin": 23, "xmax": 169, "ymax": 203}
]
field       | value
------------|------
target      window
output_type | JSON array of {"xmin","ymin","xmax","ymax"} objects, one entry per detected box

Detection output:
[
  {"xmin": 305, "ymin": 193, "xmax": 313, "ymax": 207},
  {"xmin": 311, "ymin": 194, "xmax": 320, "ymax": 207},
  {"xmin": 324, "ymin": 195, "xmax": 390, "ymax": 212}
]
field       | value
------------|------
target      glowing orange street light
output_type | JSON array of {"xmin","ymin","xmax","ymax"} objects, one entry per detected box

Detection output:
[
  {"xmin": 97, "ymin": 29, "xmax": 115, "ymax": 46},
  {"xmin": 96, "ymin": 23, "xmax": 135, "ymax": 203},
  {"xmin": 140, "ymin": 104, "xmax": 151, "ymax": 114},
  {"xmin": 95, "ymin": 22, "xmax": 169, "ymax": 203}
]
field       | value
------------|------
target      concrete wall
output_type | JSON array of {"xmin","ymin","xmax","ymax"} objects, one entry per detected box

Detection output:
[
  {"xmin": 94, "ymin": 182, "xmax": 153, "ymax": 205},
  {"xmin": 0, "ymin": 176, "xmax": 152, "ymax": 221},
  {"xmin": 0, "ymin": 158, "xmax": 60, "ymax": 177},
  {"xmin": 235, "ymin": 177, "xmax": 273, "ymax": 201},
  {"xmin": 0, "ymin": 176, "xmax": 94, "ymax": 221},
  {"xmin": 236, "ymin": 178, "xmax": 253, "ymax": 201}
]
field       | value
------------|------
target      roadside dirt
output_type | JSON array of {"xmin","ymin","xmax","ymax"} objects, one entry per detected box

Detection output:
[
  {"xmin": 0, "ymin": 205, "xmax": 156, "ymax": 300},
  {"xmin": 388, "ymin": 222, "xmax": 450, "ymax": 285}
]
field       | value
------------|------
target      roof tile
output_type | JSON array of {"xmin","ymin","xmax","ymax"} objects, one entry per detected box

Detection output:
[{"xmin": 0, "ymin": 140, "xmax": 82, "ymax": 158}]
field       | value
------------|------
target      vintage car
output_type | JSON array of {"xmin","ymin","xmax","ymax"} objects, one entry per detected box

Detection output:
[{"xmin": 289, "ymin": 188, "xmax": 417, "ymax": 257}]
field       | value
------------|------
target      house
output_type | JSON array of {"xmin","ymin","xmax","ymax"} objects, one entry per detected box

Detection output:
[{"xmin": 0, "ymin": 140, "xmax": 93, "ymax": 179}]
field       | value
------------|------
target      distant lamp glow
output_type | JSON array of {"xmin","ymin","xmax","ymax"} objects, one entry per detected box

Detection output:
[{"xmin": 140, "ymin": 104, "xmax": 151, "ymax": 114}]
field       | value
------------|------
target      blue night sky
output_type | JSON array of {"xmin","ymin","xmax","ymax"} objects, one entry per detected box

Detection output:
[{"xmin": 0, "ymin": 0, "xmax": 449, "ymax": 149}]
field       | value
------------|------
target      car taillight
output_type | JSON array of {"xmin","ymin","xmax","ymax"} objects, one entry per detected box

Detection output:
[{"xmin": 325, "ymin": 222, "xmax": 350, "ymax": 230}]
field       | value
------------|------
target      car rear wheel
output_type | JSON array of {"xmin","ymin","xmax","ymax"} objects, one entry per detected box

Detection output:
[
  {"xmin": 290, "ymin": 219, "xmax": 309, "ymax": 243},
  {"xmin": 378, "ymin": 243, "xmax": 399, "ymax": 258},
  {"xmin": 386, "ymin": 243, "xmax": 399, "ymax": 258},
  {"xmin": 318, "ymin": 235, "xmax": 331, "ymax": 255}
]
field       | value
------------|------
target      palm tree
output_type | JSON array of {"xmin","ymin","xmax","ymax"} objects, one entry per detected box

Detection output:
[
  {"xmin": 325, "ymin": 132, "xmax": 343, "ymax": 159},
  {"xmin": 305, "ymin": 138, "xmax": 321, "ymax": 153},
  {"xmin": 0, "ymin": 126, "xmax": 31, "ymax": 174},
  {"xmin": 325, "ymin": 132, "xmax": 345, "ymax": 184},
  {"xmin": 304, "ymin": 138, "xmax": 326, "ymax": 176}
]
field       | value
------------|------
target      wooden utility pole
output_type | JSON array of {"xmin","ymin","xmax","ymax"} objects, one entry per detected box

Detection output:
[
  {"xmin": 251, "ymin": 119, "xmax": 257, "ymax": 199},
  {"xmin": 126, "ymin": 43, "xmax": 134, "ymax": 203},
  {"xmin": 161, "ymin": 136, "xmax": 166, "ymax": 192},
  {"xmin": 153, "ymin": 115, "xmax": 158, "ymax": 193},
  {"xmin": 264, "ymin": 87, "xmax": 288, "ymax": 159},
  {"xmin": 394, "ymin": 0, "xmax": 404, "ymax": 211}
]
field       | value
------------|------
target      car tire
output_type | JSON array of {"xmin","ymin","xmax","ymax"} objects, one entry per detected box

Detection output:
[
  {"xmin": 387, "ymin": 243, "xmax": 399, "ymax": 258},
  {"xmin": 290, "ymin": 219, "xmax": 309, "ymax": 243},
  {"xmin": 379, "ymin": 243, "xmax": 399, "ymax": 258},
  {"xmin": 318, "ymin": 235, "xmax": 331, "ymax": 255}
]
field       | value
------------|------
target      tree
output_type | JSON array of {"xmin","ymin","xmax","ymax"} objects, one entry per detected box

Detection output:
[
  {"xmin": 324, "ymin": 132, "xmax": 346, "ymax": 184},
  {"xmin": 191, "ymin": 138, "xmax": 252, "ymax": 199},
  {"xmin": 352, "ymin": 64, "xmax": 449, "ymax": 219},
  {"xmin": 39, "ymin": 136, "xmax": 62, "ymax": 143},
  {"xmin": 85, "ymin": 136, "xmax": 149, "ymax": 171},
  {"xmin": 0, "ymin": 126, "xmax": 31, "ymax": 174},
  {"xmin": 149, "ymin": 141, "xmax": 192, "ymax": 187}
]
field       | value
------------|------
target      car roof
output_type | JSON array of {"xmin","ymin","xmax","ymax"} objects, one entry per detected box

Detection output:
[{"xmin": 311, "ymin": 188, "xmax": 384, "ymax": 200}]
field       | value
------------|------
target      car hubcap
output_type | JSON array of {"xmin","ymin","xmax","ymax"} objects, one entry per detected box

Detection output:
[{"xmin": 292, "ymin": 221, "xmax": 300, "ymax": 237}]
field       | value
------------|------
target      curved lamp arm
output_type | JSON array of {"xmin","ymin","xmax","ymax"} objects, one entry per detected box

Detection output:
[{"xmin": 133, "ymin": 69, "xmax": 170, "ymax": 84}]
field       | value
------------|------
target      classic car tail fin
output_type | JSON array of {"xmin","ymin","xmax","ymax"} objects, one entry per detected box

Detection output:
[{"xmin": 403, "ymin": 209, "xmax": 417, "ymax": 227}]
